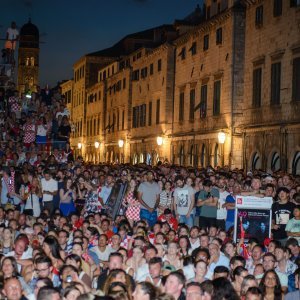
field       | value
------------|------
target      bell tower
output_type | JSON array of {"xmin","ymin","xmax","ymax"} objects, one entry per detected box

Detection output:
[{"xmin": 17, "ymin": 18, "xmax": 39, "ymax": 93}]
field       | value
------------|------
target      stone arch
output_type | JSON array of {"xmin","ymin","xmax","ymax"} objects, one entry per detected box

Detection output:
[
  {"xmin": 292, "ymin": 151, "xmax": 300, "ymax": 176},
  {"xmin": 200, "ymin": 143, "xmax": 207, "ymax": 168},
  {"xmin": 132, "ymin": 153, "xmax": 138, "ymax": 165},
  {"xmin": 251, "ymin": 151, "xmax": 262, "ymax": 170},
  {"xmin": 267, "ymin": 150, "xmax": 281, "ymax": 172}
]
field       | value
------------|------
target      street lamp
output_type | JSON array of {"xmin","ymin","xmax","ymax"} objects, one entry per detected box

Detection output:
[
  {"xmin": 94, "ymin": 141, "xmax": 100, "ymax": 149},
  {"xmin": 218, "ymin": 131, "xmax": 226, "ymax": 144},
  {"xmin": 157, "ymin": 136, "xmax": 163, "ymax": 146},
  {"xmin": 118, "ymin": 139, "xmax": 124, "ymax": 148},
  {"xmin": 217, "ymin": 131, "xmax": 226, "ymax": 166},
  {"xmin": 77, "ymin": 142, "xmax": 82, "ymax": 149}
]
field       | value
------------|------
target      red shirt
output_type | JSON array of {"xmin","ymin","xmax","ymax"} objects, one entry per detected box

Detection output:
[{"xmin": 158, "ymin": 214, "xmax": 178, "ymax": 230}]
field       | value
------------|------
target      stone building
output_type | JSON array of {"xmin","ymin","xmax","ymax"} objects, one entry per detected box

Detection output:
[
  {"xmin": 18, "ymin": 19, "xmax": 39, "ymax": 93},
  {"xmin": 66, "ymin": 0, "xmax": 300, "ymax": 174},
  {"xmin": 241, "ymin": 0, "xmax": 300, "ymax": 174}
]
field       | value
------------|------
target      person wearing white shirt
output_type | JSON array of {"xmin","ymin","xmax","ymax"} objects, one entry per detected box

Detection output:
[
  {"xmin": 5, "ymin": 21, "xmax": 19, "ymax": 64},
  {"xmin": 216, "ymin": 178, "xmax": 230, "ymax": 230},
  {"xmin": 41, "ymin": 170, "xmax": 58, "ymax": 214},
  {"xmin": 189, "ymin": 226, "xmax": 201, "ymax": 251}
]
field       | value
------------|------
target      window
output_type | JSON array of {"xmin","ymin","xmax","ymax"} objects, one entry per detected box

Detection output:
[
  {"xmin": 203, "ymin": 34, "xmax": 209, "ymax": 51},
  {"xmin": 213, "ymin": 81, "xmax": 221, "ymax": 116},
  {"xmin": 200, "ymin": 85, "xmax": 207, "ymax": 119},
  {"xmin": 132, "ymin": 70, "xmax": 139, "ymax": 81},
  {"xmin": 150, "ymin": 63, "xmax": 154, "ymax": 75},
  {"xmin": 189, "ymin": 89, "xmax": 195, "ymax": 121},
  {"xmin": 252, "ymin": 68, "xmax": 262, "ymax": 107},
  {"xmin": 141, "ymin": 67, "xmax": 148, "ymax": 79},
  {"xmin": 123, "ymin": 78, "xmax": 126, "ymax": 89},
  {"xmin": 122, "ymin": 110, "xmax": 125, "ymax": 130},
  {"xmin": 148, "ymin": 101, "xmax": 152, "ymax": 126},
  {"xmin": 292, "ymin": 57, "xmax": 300, "ymax": 101},
  {"xmin": 156, "ymin": 99, "xmax": 160, "ymax": 124},
  {"xmin": 270, "ymin": 62, "xmax": 281, "ymax": 105},
  {"xmin": 273, "ymin": 0, "xmax": 282, "ymax": 17},
  {"xmin": 290, "ymin": 0, "xmax": 300, "ymax": 7},
  {"xmin": 216, "ymin": 28, "xmax": 223, "ymax": 45},
  {"xmin": 179, "ymin": 47, "xmax": 186, "ymax": 60},
  {"xmin": 139, "ymin": 105, "xmax": 146, "ymax": 127},
  {"xmin": 132, "ymin": 107, "xmax": 137, "ymax": 128},
  {"xmin": 158, "ymin": 59, "xmax": 162, "ymax": 72},
  {"xmin": 190, "ymin": 42, "xmax": 197, "ymax": 55},
  {"xmin": 255, "ymin": 5, "xmax": 263, "ymax": 26},
  {"xmin": 179, "ymin": 92, "xmax": 184, "ymax": 122}
]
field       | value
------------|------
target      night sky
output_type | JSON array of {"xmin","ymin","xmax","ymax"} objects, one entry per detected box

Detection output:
[{"xmin": 1, "ymin": 0, "xmax": 203, "ymax": 87}]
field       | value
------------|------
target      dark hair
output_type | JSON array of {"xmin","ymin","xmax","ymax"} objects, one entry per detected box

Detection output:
[
  {"xmin": 214, "ymin": 266, "xmax": 229, "ymax": 275},
  {"xmin": 109, "ymin": 252, "xmax": 123, "ymax": 262},
  {"xmin": 259, "ymin": 270, "xmax": 282, "ymax": 300},
  {"xmin": 212, "ymin": 277, "xmax": 240, "ymax": 300},
  {"xmin": 137, "ymin": 282, "xmax": 157, "ymax": 299},
  {"xmin": 167, "ymin": 271, "xmax": 185, "ymax": 285},
  {"xmin": 34, "ymin": 256, "xmax": 52, "ymax": 267},
  {"xmin": 66, "ymin": 254, "xmax": 82, "ymax": 270},
  {"xmin": 63, "ymin": 283, "xmax": 80, "ymax": 298},
  {"xmin": 286, "ymin": 238, "xmax": 299, "ymax": 247},
  {"xmin": 230, "ymin": 255, "xmax": 246, "ymax": 268},
  {"xmin": 1, "ymin": 257, "xmax": 19, "ymax": 277},
  {"xmin": 43, "ymin": 236, "xmax": 62, "ymax": 260},
  {"xmin": 37, "ymin": 286, "xmax": 60, "ymax": 300},
  {"xmin": 149, "ymin": 257, "xmax": 163, "ymax": 267},
  {"xmin": 200, "ymin": 280, "xmax": 214, "ymax": 295},
  {"xmin": 232, "ymin": 266, "xmax": 247, "ymax": 281},
  {"xmin": 60, "ymin": 264, "xmax": 78, "ymax": 276},
  {"xmin": 36, "ymin": 277, "xmax": 53, "ymax": 288}
]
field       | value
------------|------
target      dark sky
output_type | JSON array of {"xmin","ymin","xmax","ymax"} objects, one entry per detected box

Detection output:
[{"xmin": 1, "ymin": 0, "xmax": 203, "ymax": 87}]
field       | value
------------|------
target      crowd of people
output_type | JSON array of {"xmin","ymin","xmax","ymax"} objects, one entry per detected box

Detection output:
[{"xmin": 0, "ymin": 85, "xmax": 299, "ymax": 300}]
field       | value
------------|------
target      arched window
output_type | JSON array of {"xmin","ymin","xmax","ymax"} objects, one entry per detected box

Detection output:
[
  {"xmin": 132, "ymin": 154, "xmax": 138, "ymax": 165},
  {"xmin": 214, "ymin": 144, "xmax": 219, "ymax": 167},
  {"xmin": 179, "ymin": 146, "xmax": 184, "ymax": 166},
  {"xmin": 30, "ymin": 57, "xmax": 35, "ymax": 66},
  {"xmin": 292, "ymin": 152, "xmax": 300, "ymax": 176},
  {"xmin": 252, "ymin": 152, "xmax": 262, "ymax": 170},
  {"xmin": 201, "ymin": 144, "xmax": 206, "ymax": 167},
  {"xmin": 146, "ymin": 153, "xmax": 152, "ymax": 165},
  {"xmin": 271, "ymin": 152, "xmax": 280, "ymax": 172},
  {"xmin": 189, "ymin": 145, "xmax": 194, "ymax": 166},
  {"xmin": 139, "ymin": 153, "xmax": 144, "ymax": 163}
]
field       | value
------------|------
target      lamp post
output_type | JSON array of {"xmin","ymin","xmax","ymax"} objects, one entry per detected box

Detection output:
[
  {"xmin": 118, "ymin": 139, "xmax": 124, "ymax": 163},
  {"xmin": 218, "ymin": 131, "xmax": 226, "ymax": 166}
]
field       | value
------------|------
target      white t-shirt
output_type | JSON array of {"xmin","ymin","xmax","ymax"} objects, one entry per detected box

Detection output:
[
  {"xmin": 41, "ymin": 178, "xmax": 58, "ymax": 202},
  {"xmin": 217, "ymin": 190, "xmax": 230, "ymax": 220},
  {"xmin": 174, "ymin": 185, "xmax": 195, "ymax": 216},
  {"xmin": 6, "ymin": 247, "xmax": 33, "ymax": 272},
  {"xmin": 90, "ymin": 246, "xmax": 112, "ymax": 262},
  {"xmin": 37, "ymin": 124, "xmax": 48, "ymax": 136},
  {"xmin": 7, "ymin": 28, "xmax": 19, "ymax": 40},
  {"xmin": 24, "ymin": 193, "xmax": 41, "ymax": 217}
]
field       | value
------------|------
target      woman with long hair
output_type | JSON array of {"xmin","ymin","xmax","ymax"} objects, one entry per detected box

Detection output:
[
  {"xmin": 222, "ymin": 241, "xmax": 237, "ymax": 259},
  {"xmin": 178, "ymin": 235, "xmax": 192, "ymax": 258},
  {"xmin": 0, "ymin": 256, "xmax": 32, "ymax": 296},
  {"xmin": 122, "ymin": 178, "xmax": 140, "ymax": 227},
  {"xmin": 42, "ymin": 235, "xmax": 64, "ymax": 275},
  {"xmin": 59, "ymin": 177, "xmax": 77, "ymax": 217},
  {"xmin": 259, "ymin": 270, "xmax": 283, "ymax": 300},
  {"xmin": 103, "ymin": 269, "xmax": 133, "ymax": 299},
  {"xmin": 0, "ymin": 227, "xmax": 14, "ymax": 255},
  {"xmin": 231, "ymin": 266, "xmax": 248, "ymax": 297}
]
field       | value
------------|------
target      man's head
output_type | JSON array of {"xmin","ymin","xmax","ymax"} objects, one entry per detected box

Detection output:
[
  {"xmin": 35, "ymin": 256, "xmax": 52, "ymax": 279},
  {"xmin": 186, "ymin": 282, "xmax": 202, "ymax": 300},
  {"xmin": 286, "ymin": 238, "xmax": 299, "ymax": 257},
  {"xmin": 175, "ymin": 175, "xmax": 184, "ymax": 188},
  {"xmin": 165, "ymin": 271, "xmax": 185, "ymax": 298},
  {"xmin": 274, "ymin": 245, "xmax": 287, "ymax": 263},
  {"xmin": 108, "ymin": 253, "xmax": 123, "ymax": 271},
  {"xmin": 213, "ymin": 266, "xmax": 229, "ymax": 279},
  {"xmin": 37, "ymin": 286, "xmax": 61, "ymax": 300},
  {"xmin": 2, "ymin": 277, "xmax": 22, "ymax": 300},
  {"xmin": 148, "ymin": 257, "xmax": 162, "ymax": 280},
  {"xmin": 251, "ymin": 245, "xmax": 263, "ymax": 261},
  {"xmin": 262, "ymin": 252, "xmax": 276, "ymax": 271},
  {"xmin": 145, "ymin": 246, "xmax": 158, "ymax": 263}
]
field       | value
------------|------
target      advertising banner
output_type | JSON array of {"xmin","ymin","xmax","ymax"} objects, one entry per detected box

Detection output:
[{"xmin": 234, "ymin": 196, "xmax": 273, "ymax": 243}]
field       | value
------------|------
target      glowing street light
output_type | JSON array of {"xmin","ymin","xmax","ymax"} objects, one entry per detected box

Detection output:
[
  {"xmin": 157, "ymin": 136, "xmax": 163, "ymax": 146},
  {"xmin": 94, "ymin": 141, "xmax": 100, "ymax": 149},
  {"xmin": 218, "ymin": 131, "xmax": 226, "ymax": 144},
  {"xmin": 118, "ymin": 139, "xmax": 124, "ymax": 148},
  {"xmin": 77, "ymin": 142, "xmax": 82, "ymax": 149}
]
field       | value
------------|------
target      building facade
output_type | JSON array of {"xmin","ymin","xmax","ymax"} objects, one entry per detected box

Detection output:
[
  {"xmin": 18, "ymin": 19, "xmax": 39, "ymax": 94},
  {"xmin": 241, "ymin": 0, "xmax": 300, "ymax": 174},
  {"xmin": 66, "ymin": 0, "xmax": 300, "ymax": 175}
]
